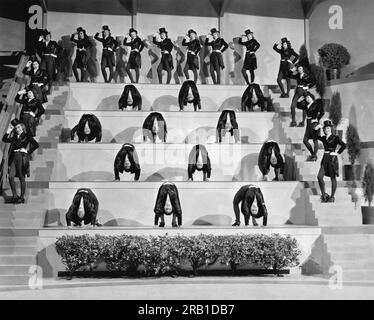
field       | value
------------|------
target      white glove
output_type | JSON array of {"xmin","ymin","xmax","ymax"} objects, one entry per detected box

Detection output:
[
  {"xmin": 38, "ymin": 36, "xmax": 44, "ymax": 41},
  {"xmin": 20, "ymin": 148, "xmax": 28, "ymax": 153},
  {"xmin": 6, "ymin": 125, "xmax": 13, "ymax": 134},
  {"xmin": 26, "ymin": 61, "xmax": 32, "ymax": 67},
  {"xmin": 330, "ymin": 152, "xmax": 338, "ymax": 156}
]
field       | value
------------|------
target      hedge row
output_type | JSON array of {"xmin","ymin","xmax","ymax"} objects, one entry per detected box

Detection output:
[{"xmin": 55, "ymin": 233, "xmax": 301, "ymax": 277}]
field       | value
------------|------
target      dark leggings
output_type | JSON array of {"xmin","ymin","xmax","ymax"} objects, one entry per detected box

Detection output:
[
  {"xmin": 41, "ymin": 56, "xmax": 56, "ymax": 93},
  {"xmin": 126, "ymin": 65, "xmax": 140, "ymax": 83},
  {"xmin": 303, "ymin": 136, "xmax": 318, "ymax": 157},
  {"xmin": 101, "ymin": 54, "xmax": 115, "ymax": 83},
  {"xmin": 72, "ymin": 60, "xmax": 88, "ymax": 82},
  {"xmin": 277, "ymin": 71, "xmax": 291, "ymax": 95},
  {"xmin": 210, "ymin": 58, "xmax": 221, "ymax": 84},
  {"xmin": 241, "ymin": 68, "xmax": 255, "ymax": 85},
  {"xmin": 317, "ymin": 166, "xmax": 337, "ymax": 198},
  {"xmin": 9, "ymin": 158, "xmax": 26, "ymax": 198},
  {"xmin": 183, "ymin": 64, "xmax": 198, "ymax": 83},
  {"xmin": 157, "ymin": 55, "xmax": 172, "ymax": 84}
]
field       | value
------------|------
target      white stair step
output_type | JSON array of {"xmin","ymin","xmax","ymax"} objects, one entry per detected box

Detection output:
[
  {"xmin": 0, "ymin": 275, "xmax": 31, "ymax": 285},
  {"xmin": 0, "ymin": 265, "xmax": 32, "ymax": 275},
  {"xmin": 0, "ymin": 237, "xmax": 38, "ymax": 246},
  {"xmin": 0, "ymin": 255, "xmax": 36, "ymax": 265},
  {"xmin": 0, "ymin": 246, "xmax": 37, "ymax": 255}
]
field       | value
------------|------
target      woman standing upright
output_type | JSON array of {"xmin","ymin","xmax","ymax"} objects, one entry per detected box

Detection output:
[
  {"xmin": 123, "ymin": 28, "xmax": 145, "ymax": 83},
  {"xmin": 317, "ymin": 120, "xmax": 346, "ymax": 203},
  {"xmin": 273, "ymin": 37, "xmax": 299, "ymax": 98},
  {"xmin": 205, "ymin": 28, "xmax": 228, "ymax": 84},
  {"xmin": 71, "ymin": 27, "xmax": 91, "ymax": 82},
  {"xmin": 153, "ymin": 28, "xmax": 174, "ymax": 84},
  {"xmin": 182, "ymin": 29, "xmax": 201, "ymax": 83},
  {"xmin": 238, "ymin": 29, "xmax": 260, "ymax": 84},
  {"xmin": 2, "ymin": 120, "xmax": 39, "ymax": 204},
  {"xmin": 94, "ymin": 25, "xmax": 118, "ymax": 83},
  {"xmin": 38, "ymin": 29, "xmax": 60, "ymax": 94}
]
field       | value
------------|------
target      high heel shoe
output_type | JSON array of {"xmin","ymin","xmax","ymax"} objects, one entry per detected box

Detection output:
[
  {"xmin": 232, "ymin": 221, "xmax": 240, "ymax": 227},
  {"xmin": 15, "ymin": 197, "xmax": 25, "ymax": 204}
]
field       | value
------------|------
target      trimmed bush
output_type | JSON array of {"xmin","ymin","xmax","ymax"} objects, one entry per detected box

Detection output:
[
  {"xmin": 346, "ymin": 124, "xmax": 361, "ymax": 165},
  {"xmin": 363, "ymin": 162, "xmax": 374, "ymax": 207},
  {"xmin": 329, "ymin": 91, "xmax": 342, "ymax": 128},
  {"xmin": 318, "ymin": 43, "xmax": 350, "ymax": 69},
  {"xmin": 55, "ymin": 233, "xmax": 301, "ymax": 277}
]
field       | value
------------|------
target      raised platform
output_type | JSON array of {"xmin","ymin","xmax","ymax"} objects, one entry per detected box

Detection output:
[
  {"xmin": 37, "ymin": 225, "xmax": 322, "ymax": 278},
  {"xmin": 67, "ymin": 83, "xmax": 275, "ymax": 112},
  {"xmin": 49, "ymin": 143, "xmax": 296, "ymax": 182},
  {"xmin": 43, "ymin": 181, "xmax": 310, "ymax": 227},
  {"xmin": 63, "ymin": 110, "xmax": 284, "ymax": 144}
]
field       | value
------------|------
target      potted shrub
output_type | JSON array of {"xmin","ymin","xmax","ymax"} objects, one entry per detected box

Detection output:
[
  {"xmin": 344, "ymin": 124, "xmax": 361, "ymax": 181},
  {"xmin": 362, "ymin": 162, "xmax": 374, "ymax": 224},
  {"xmin": 329, "ymin": 91, "xmax": 343, "ymax": 137},
  {"xmin": 318, "ymin": 43, "xmax": 350, "ymax": 80}
]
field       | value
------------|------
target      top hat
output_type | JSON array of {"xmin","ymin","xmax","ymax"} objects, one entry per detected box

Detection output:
[
  {"xmin": 159, "ymin": 27, "xmax": 168, "ymax": 34},
  {"xmin": 281, "ymin": 37, "xmax": 289, "ymax": 43},
  {"xmin": 188, "ymin": 29, "xmax": 197, "ymax": 36},
  {"xmin": 304, "ymin": 91, "xmax": 315, "ymax": 100},
  {"xmin": 244, "ymin": 29, "xmax": 253, "ymax": 36},
  {"xmin": 210, "ymin": 28, "xmax": 219, "ymax": 35},
  {"xmin": 102, "ymin": 25, "xmax": 110, "ymax": 32},
  {"xmin": 323, "ymin": 119, "xmax": 333, "ymax": 128},
  {"xmin": 129, "ymin": 28, "xmax": 138, "ymax": 34},
  {"xmin": 76, "ymin": 27, "xmax": 86, "ymax": 34},
  {"xmin": 42, "ymin": 29, "xmax": 51, "ymax": 36},
  {"xmin": 10, "ymin": 118, "xmax": 21, "ymax": 127}
]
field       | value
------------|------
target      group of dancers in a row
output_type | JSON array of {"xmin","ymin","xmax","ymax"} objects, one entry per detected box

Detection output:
[{"xmin": 31, "ymin": 25, "xmax": 302, "ymax": 88}]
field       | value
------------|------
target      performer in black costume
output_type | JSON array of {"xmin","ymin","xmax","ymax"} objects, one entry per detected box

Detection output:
[
  {"xmin": 178, "ymin": 80, "xmax": 201, "ymax": 111},
  {"xmin": 94, "ymin": 25, "xmax": 118, "ymax": 83},
  {"xmin": 15, "ymin": 87, "xmax": 45, "ymax": 137},
  {"xmin": 113, "ymin": 143, "xmax": 141, "ymax": 181},
  {"xmin": 153, "ymin": 28, "xmax": 174, "ymax": 84},
  {"xmin": 232, "ymin": 184, "xmax": 268, "ymax": 227},
  {"xmin": 317, "ymin": 120, "xmax": 346, "ymax": 203},
  {"xmin": 154, "ymin": 182, "xmax": 182, "ymax": 228},
  {"xmin": 118, "ymin": 84, "xmax": 142, "ymax": 110},
  {"xmin": 2, "ymin": 120, "xmax": 39, "ymax": 204},
  {"xmin": 23, "ymin": 58, "xmax": 49, "ymax": 103},
  {"xmin": 142, "ymin": 112, "xmax": 167, "ymax": 143},
  {"xmin": 296, "ymin": 92, "xmax": 325, "ymax": 161},
  {"xmin": 258, "ymin": 140, "xmax": 285, "ymax": 181},
  {"xmin": 238, "ymin": 29, "xmax": 260, "ymax": 84},
  {"xmin": 187, "ymin": 144, "xmax": 211, "ymax": 181},
  {"xmin": 205, "ymin": 28, "xmax": 228, "ymax": 84},
  {"xmin": 182, "ymin": 29, "xmax": 201, "ymax": 83},
  {"xmin": 71, "ymin": 27, "xmax": 92, "ymax": 82},
  {"xmin": 216, "ymin": 110, "xmax": 240, "ymax": 143},
  {"xmin": 289, "ymin": 64, "xmax": 314, "ymax": 127},
  {"xmin": 70, "ymin": 114, "xmax": 102, "ymax": 143},
  {"xmin": 65, "ymin": 188, "xmax": 102, "ymax": 227},
  {"xmin": 273, "ymin": 37, "xmax": 299, "ymax": 98},
  {"xmin": 38, "ymin": 29, "xmax": 60, "ymax": 94},
  {"xmin": 123, "ymin": 28, "xmax": 145, "ymax": 83},
  {"xmin": 241, "ymin": 83, "xmax": 265, "ymax": 111}
]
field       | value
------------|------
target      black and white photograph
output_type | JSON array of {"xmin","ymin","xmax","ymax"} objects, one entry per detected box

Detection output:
[{"xmin": 0, "ymin": 0, "xmax": 374, "ymax": 306}]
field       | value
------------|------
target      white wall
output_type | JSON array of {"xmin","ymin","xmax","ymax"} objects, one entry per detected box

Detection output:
[
  {"xmin": 46, "ymin": 11, "xmax": 132, "ymax": 82},
  {"xmin": 136, "ymin": 13, "xmax": 218, "ymax": 84},
  {"xmin": 0, "ymin": 17, "xmax": 25, "ymax": 51},
  {"xmin": 222, "ymin": 13, "xmax": 305, "ymax": 85}
]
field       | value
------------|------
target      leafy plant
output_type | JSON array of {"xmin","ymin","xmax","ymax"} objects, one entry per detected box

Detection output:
[
  {"xmin": 346, "ymin": 124, "xmax": 361, "ymax": 165},
  {"xmin": 175, "ymin": 234, "xmax": 220, "ymax": 275},
  {"xmin": 329, "ymin": 91, "xmax": 342, "ymax": 127},
  {"xmin": 55, "ymin": 234, "xmax": 102, "ymax": 275},
  {"xmin": 318, "ymin": 43, "xmax": 350, "ymax": 69},
  {"xmin": 362, "ymin": 162, "xmax": 374, "ymax": 207},
  {"xmin": 310, "ymin": 64, "xmax": 327, "ymax": 97}
]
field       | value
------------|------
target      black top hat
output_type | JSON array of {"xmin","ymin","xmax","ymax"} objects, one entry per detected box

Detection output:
[
  {"xmin": 323, "ymin": 119, "xmax": 333, "ymax": 128},
  {"xmin": 129, "ymin": 28, "xmax": 138, "ymax": 34},
  {"xmin": 281, "ymin": 37, "xmax": 289, "ymax": 43},
  {"xmin": 304, "ymin": 91, "xmax": 315, "ymax": 100},
  {"xmin": 102, "ymin": 25, "xmax": 110, "ymax": 32},
  {"xmin": 244, "ymin": 29, "xmax": 253, "ymax": 36},
  {"xmin": 210, "ymin": 28, "xmax": 219, "ymax": 34},
  {"xmin": 76, "ymin": 27, "xmax": 86, "ymax": 34},
  {"xmin": 10, "ymin": 119, "xmax": 20, "ymax": 127},
  {"xmin": 188, "ymin": 29, "xmax": 197, "ymax": 36},
  {"xmin": 43, "ymin": 29, "xmax": 51, "ymax": 36},
  {"xmin": 159, "ymin": 27, "xmax": 168, "ymax": 34}
]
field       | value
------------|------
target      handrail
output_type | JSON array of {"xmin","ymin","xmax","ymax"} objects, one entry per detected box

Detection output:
[{"xmin": 0, "ymin": 54, "xmax": 29, "ymax": 194}]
